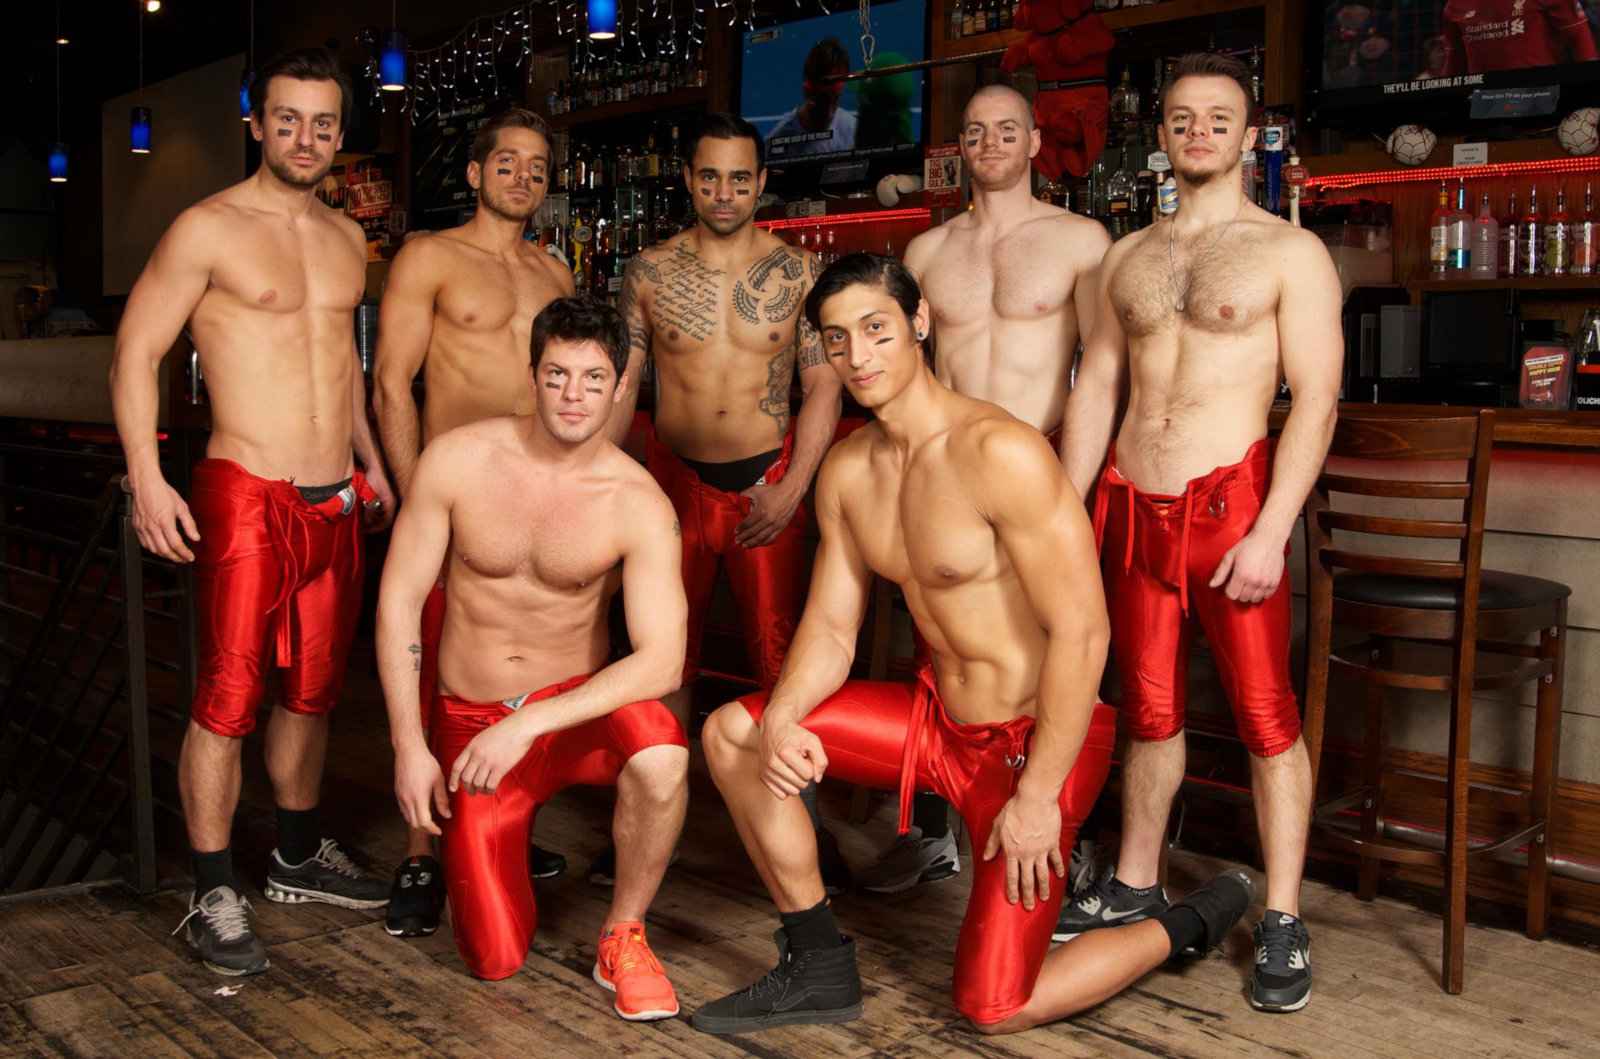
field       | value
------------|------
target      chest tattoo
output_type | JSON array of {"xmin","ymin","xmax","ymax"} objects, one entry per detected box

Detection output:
[{"xmin": 655, "ymin": 244, "xmax": 721, "ymax": 342}]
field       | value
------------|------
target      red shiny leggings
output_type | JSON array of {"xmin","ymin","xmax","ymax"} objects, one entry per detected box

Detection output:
[
  {"xmin": 432, "ymin": 674, "xmax": 686, "ymax": 980},
  {"xmin": 189, "ymin": 458, "xmax": 367, "ymax": 737},
  {"xmin": 738, "ymin": 673, "xmax": 1115, "ymax": 1025},
  {"xmin": 1094, "ymin": 439, "xmax": 1300, "ymax": 757},
  {"xmin": 646, "ymin": 429, "xmax": 810, "ymax": 687}
]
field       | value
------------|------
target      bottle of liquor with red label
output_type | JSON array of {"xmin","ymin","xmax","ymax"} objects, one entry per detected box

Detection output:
[{"xmin": 1428, "ymin": 182, "xmax": 1451, "ymax": 278}]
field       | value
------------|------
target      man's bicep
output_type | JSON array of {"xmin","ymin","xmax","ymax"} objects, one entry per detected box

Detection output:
[
  {"xmin": 1276, "ymin": 235, "xmax": 1344, "ymax": 403},
  {"xmin": 375, "ymin": 248, "xmax": 439, "ymax": 383},
  {"xmin": 118, "ymin": 213, "xmax": 214, "ymax": 364},
  {"xmin": 986, "ymin": 434, "xmax": 1104, "ymax": 626},
  {"xmin": 620, "ymin": 493, "xmax": 688, "ymax": 653},
  {"xmin": 382, "ymin": 458, "xmax": 453, "ymax": 591},
  {"xmin": 804, "ymin": 481, "xmax": 873, "ymax": 635}
]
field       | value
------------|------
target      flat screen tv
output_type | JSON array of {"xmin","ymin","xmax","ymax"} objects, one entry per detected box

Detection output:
[
  {"xmin": 738, "ymin": 0, "xmax": 927, "ymax": 183},
  {"xmin": 1311, "ymin": 1, "xmax": 1600, "ymax": 118}
]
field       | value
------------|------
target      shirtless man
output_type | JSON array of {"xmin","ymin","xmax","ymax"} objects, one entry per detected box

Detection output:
[
  {"xmin": 692, "ymin": 254, "xmax": 1253, "ymax": 1036},
  {"xmin": 875, "ymin": 84, "xmax": 1109, "ymax": 893},
  {"xmin": 374, "ymin": 106, "xmax": 575, "ymax": 935},
  {"xmin": 614, "ymin": 113, "xmax": 847, "ymax": 886},
  {"xmin": 378, "ymin": 297, "xmax": 689, "ymax": 1018},
  {"xmin": 1058, "ymin": 53, "xmax": 1342, "ymax": 1014},
  {"xmin": 109, "ymin": 48, "xmax": 396, "ymax": 977}
]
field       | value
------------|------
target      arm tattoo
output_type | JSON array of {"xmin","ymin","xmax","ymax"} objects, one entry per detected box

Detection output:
[
  {"xmin": 672, "ymin": 518, "xmax": 681, "ymax": 537},
  {"xmin": 618, "ymin": 259, "xmax": 651, "ymax": 355},
  {"xmin": 408, "ymin": 642, "xmax": 422, "ymax": 672},
  {"xmin": 758, "ymin": 348, "xmax": 794, "ymax": 436},
  {"xmin": 807, "ymin": 253, "xmax": 824, "ymax": 282},
  {"xmin": 796, "ymin": 315, "xmax": 826, "ymax": 371},
  {"xmin": 655, "ymin": 243, "xmax": 720, "ymax": 342},
  {"xmin": 733, "ymin": 281, "xmax": 760, "ymax": 324},
  {"xmin": 763, "ymin": 284, "xmax": 801, "ymax": 323}
]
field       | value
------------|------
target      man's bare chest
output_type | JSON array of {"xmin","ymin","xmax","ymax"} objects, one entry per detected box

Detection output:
[
  {"xmin": 1111, "ymin": 235, "xmax": 1276, "ymax": 340},
  {"xmin": 452, "ymin": 496, "xmax": 619, "ymax": 589},
  {"xmin": 925, "ymin": 233, "xmax": 1073, "ymax": 327},
  {"xmin": 646, "ymin": 244, "xmax": 807, "ymax": 350},
  {"xmin": 437, "ymin": 258, "xmax": 562, "ymax": 334}
]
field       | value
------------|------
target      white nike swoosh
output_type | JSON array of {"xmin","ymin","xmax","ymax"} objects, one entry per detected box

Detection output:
[{"xmin": 1100, "ymin": 906, "xmax": 1145, "ymax": 922}]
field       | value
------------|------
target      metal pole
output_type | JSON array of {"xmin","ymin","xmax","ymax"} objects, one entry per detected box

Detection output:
[
  {"xmin": 822, "ymin": 50, "xmax": 1104, "ymax": 88},
  {"xmin": 119, "ymin": 477, "xmax": 157, "ymax": 895}
]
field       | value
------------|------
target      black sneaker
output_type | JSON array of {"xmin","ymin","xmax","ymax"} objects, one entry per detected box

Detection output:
[
  {"xmin": 1168, "ymin": 869, "xmax": 1256, "ymax": 960},
  {"xmin": 1251, "ymin": 910, "xmax": 1312, "ymax": 1012},
  {"xmin": 691, "ymin": 930, "xmax": 863, "ymax": 1035},
  {"xmin": 385, "ymin": 855, "xmax": 444, "ymax": 937},
  {"xmin": 174, "ymin": 886, "xmax": 269, "ymax": 976},
  {"xmin": 264, "ymin": 838, "xmax": 389, "ymax": 910},
  {"xmin": 1053, "ymin": 868, "xmax": 1169, "ymax": 941},
  {"xmin": 817, "ymin": 826, "xmax": 853, "ymax": 897},
  {"xmin": 530, "ymin": 844, "xmax": 567, "ymax": 881}
]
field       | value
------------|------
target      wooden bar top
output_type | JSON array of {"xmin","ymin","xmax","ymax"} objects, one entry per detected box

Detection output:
[{"xmin": 1270, "ymin": 403, "xmax": 1600, "ymax": 450}]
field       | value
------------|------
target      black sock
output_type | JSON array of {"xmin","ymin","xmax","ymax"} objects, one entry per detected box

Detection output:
[
  {"xmin": 1110, "ymin": 875, "xmax": 1160, "ymax": 897},
  {"xmin": 1154, "ymin": 905, "xmax": 1206, "ymax": 955},
  {"xmin": 912, "ymin": 792, "xmax": 949, "ymax": 839},
  {"xmin": 799, "ymin": 782, "xmax": 824, "ymax": 831},
  {"xmin": 276, "ymin": 806, "xmax": 322, "ymax": 865},
  {"xmin": 192, "ymin": 847, "xmax": 235, "ymax": 896},
  {"xmin": 780, "ymin": 898, "xmax": 844, "ymax": 953}
]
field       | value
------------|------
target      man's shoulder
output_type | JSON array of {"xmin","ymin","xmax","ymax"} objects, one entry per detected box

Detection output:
[
  {"xmin": 818, "ymin": 426, "xmax": 877, "ymax": 494},
  {"xmin": 953, "ymin": 410, "xmax": 1054, "ymax": 478},
  {"xmin": 603, "ymin": 449, "xmax": 676, "ymax": 524}
]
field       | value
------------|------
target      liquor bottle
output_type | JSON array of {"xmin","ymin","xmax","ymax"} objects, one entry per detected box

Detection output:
[
  {"xmin": 1545, "ymin": 185, "xmax": 1570, "ymax": 276},
  {"xmin": 642, "ymin": 131, "xmax": 660, "ymax": 179},
  {"xmin": 1446, "ymin": 180, "xmax": 1470, "ymax": 275},
  {"xmin": 1576, "ymin": 181, "xmax": 1597, "ymax": 276},
  {"xmin": 589, "ymin": 221, "xmax": 614, "ymax": 300},
  {"xmin": 666, "ymin": 124, "xmax": 684, "ymax": 176},
  {"xmin": 972, "ymin": 0, "xmax": 989, "ymax": 35},
  {"xmin": 962, "ymin": 0, "xmax": 976, "ymax": 38},
  {"xmin": 949, "ymin": 0, "xmax": 964, "ymax": 40},
  {"xmin": 569, "ymin": 198, "xmax": 595, "ymax": 291},
  {"xmin": 1470, "ymin": 192, "xmax": 1498, "ymax": 280},
  {"xmin": 1520, "ymin": 185, "xmax": 1542, "ymax": 276},
  {"xmin": 1499, "ymin": 188, "xmax": 1519, "ymax": 278},
  {"xmin": 824, "ymin": 227, "xmax": 838, "ymax": 265},
  {"xmin": 998, "ymin": 0, "xmax": 1013, "ymax": 31},
  {"xmin": 1090, "ymin": 157, "xmax": 1108, "ymax": 220},
  {"xmin": 1248, "ymin": 47, "xmax": 1264, "ymax": 107},
  {"xmin": 1110, "ymin": 69, "xmax": 1141, "ymax": 143},
  {"xmin": 1106, "ymin": 145, "xmax": 1135, "ymax": 235},
  {"xmin": 1134, "ymin": 165, "xmax": 1157, "ymax": 230},
  {"xmin": 1428, "ymin": 181, "xmax": 1450, "ymax": 278}
]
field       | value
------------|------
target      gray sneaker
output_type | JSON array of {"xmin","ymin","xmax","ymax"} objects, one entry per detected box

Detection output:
[
  {"xmin": 857, "ymin": 827, "xmax": 961, "ymax": 894},
  {"xmin": 1052, "ymin": 868, "xmax": 1169, "ymax": 942},
  {"xmin": 174, "ymin": 886, "xmax": 269, "ymax": 976},
  {"xmin": 264, "ymin": 838, "xmax": 389, "ymax": 910}
]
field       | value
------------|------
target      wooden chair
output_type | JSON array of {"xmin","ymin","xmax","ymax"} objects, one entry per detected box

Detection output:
[{"xmin": 1300, "ymin": 409, "xmax": 1569, "ymax": 995}]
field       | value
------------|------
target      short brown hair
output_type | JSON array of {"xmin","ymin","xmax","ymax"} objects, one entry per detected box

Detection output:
[
  {"xmin": 250, "ymin": 48, "xmax": 353, "ymax": 131},
  {"xmin": 1162, "ymin": 52, "xmax": 1255, "ymax": 123},
  {"xmin": 471, "ymin": 108, "xmax": 551, "ymax": 170}
]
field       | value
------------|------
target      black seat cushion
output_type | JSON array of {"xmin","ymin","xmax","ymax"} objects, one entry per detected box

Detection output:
[{"xmin": 1334, "ymin": 570, "xmax": 1572, "ymax": 611}]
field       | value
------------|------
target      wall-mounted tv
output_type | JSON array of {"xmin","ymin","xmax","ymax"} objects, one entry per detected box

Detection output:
[
  {"xmin": 1312, "ymin": 1, "xmax": 1600, "ymax": 117},
  {"xmin": 738, "ymin": 0, "xmax": 927, "ymax": 181}
]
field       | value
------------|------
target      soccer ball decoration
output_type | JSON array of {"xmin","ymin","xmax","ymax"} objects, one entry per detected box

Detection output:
[
  {"xmin": 1386, "ymin": 125, "xmax": 1438, "ymax": 166},
  {"xmin": 1557, "ymin": 108, "xmax": 1599, "ymax": 157}
]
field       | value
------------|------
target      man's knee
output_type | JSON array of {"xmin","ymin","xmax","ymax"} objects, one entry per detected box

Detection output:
[
  {"xmin": 701, "ymin": 700, "xmax": 757, "ymax": 779},
  {"xmin": 621, "ymin": 743, "xmax": 689, "ymax": 803}
]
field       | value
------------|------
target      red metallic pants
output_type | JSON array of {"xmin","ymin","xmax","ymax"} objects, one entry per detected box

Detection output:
[
  {"xmin": 1093, "ymin": 439, "xmax": 1300, "ymax": 758},
  {"xmin": 432, "ymin": 674, "xmax": 686, "ymax": 980},
  {"xmin": 738, "ymin": 671, "xmax": 1116, "ymax": 1024},
  {"xmin": 189, "ymin": 459, "xmax": 368, "ymax": 737},
  {"xmin": 646, "ymin": 429, "xmax": 810, "ymax": 687}
]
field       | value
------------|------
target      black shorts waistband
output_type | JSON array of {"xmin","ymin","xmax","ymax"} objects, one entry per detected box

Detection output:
[
  {"xmin": 294, "ymin": 477, "xmax": 354, "ymax": 506},
  {"xmin": 679, "ymin": 448, "xmax": 782, "ymax": 494}
]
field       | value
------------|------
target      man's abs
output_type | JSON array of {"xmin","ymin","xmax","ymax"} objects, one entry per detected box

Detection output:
[
  {"xmin": 936, "ymin": 315, "xmax": 1076, "ymax": 433},
  {"xmin": 652, "ymin": 349, "xmax": 790, "ymax": 462},
  {"xmin": 422, "ymin": 334, "xmax": 536, "ymax": 442}
]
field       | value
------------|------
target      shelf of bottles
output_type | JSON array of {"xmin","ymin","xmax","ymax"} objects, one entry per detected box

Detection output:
[
  {"xmin": 543, "ymin": 46, "xmax": 710, "ymax": 127},
  {"xmin": 1425, "ymin": 178, "xmax": 1598, "ymax": 282},
  {"xmin": 1038, "ymin": 50, "xmax": 1294, "ymax": 239},
  {"xmin": 533, "ymin": 122, "xmax": 696, "ymax": 301}
]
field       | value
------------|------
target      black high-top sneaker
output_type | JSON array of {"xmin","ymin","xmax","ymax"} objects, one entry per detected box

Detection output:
[
  {"xmin": 691, "ymin": 930, "xmax": 863, "ymax": 1035},
  {"xmin": 1167, "ymin": 869, "xmax": 1256, "ymax": 960},
  {"xmin": 1250, "ymin": 910, "xmax": 1312, "ymax": 1012},
  {"xmin": 385, "ymin": 855, "xmax": 444, "ymax": 937}
]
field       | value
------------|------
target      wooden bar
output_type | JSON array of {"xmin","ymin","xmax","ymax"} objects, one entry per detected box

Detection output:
[{"xmin": 1273, "ymin": 403, "xmax": 1600, "ymax": 449}]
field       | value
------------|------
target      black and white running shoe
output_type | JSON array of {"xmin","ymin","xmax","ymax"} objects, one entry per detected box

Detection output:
[
  {"xmin": 174, "ymin": 886, "xmax": 269, "ymax": 976},
  {"xmin": 856, "ymin": 827, "xmax": 960, "ymax": 894},
  {"xmin": 1251, "ymin": 910, "xmax": 1312, "ymax": 1012},
  {"xmin": 1053, "ymin": 867, "xmax": 1170, "ymax": 941},
  {"xmin": 264, "ymin": 838, "xmax": 389, "ymax": 910}
]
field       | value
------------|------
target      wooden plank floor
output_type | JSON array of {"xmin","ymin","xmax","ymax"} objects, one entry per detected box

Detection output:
[{"xmin": 5, "ymin": 671, "xmax": 1599, "ymax": 1057}]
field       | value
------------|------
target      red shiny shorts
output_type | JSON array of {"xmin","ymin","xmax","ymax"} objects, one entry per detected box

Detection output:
[
  {"xmin": 646, "ymin": 428, "xmax": 810, "ymax": 688},
  {"xmin": 189, "ymin": 458, "xmax": 368, "ymax": 738},
  {"xmin": 738, "ymin": 670, "xmax": 1115, "ymax": 1025},
  {"xmin": 1092, "ymin": 439, "xmax": 1299, "ymax": 758},
  {"xmin": 432, "ymin": 673, "xmax": 686, "ymax": 980}
]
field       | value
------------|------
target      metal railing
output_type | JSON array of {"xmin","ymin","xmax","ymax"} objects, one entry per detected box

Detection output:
[{"xmin": 0, "ymin": 431, "xmax": 190, "ymax": 896}]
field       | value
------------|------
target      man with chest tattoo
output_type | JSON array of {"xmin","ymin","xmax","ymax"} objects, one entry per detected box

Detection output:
[
  {"xmin": 1059, "ymin": 53, "xmax": 1342, "ymax": 1013},
  {"xmin": 378, "ymin": 298, "xmax": 689, "ymax": 1016},
  {"xmin": 875, "ymin": 84, "xmax": 1110, "ymax": 895},
  {"xmin": 374, "ymin": 107, "xmax": 575, "ymax": 937},
  {"xmin": 613, "ymin": 113, "xmax": 847, "ymax": 882},
  {"xmin": 110, "ymin": 49, "xmax": 396, "ymax": 976},
  {"xmin": 692, "ymin": 255, "xmax": 1253, "ymax": 1036}
]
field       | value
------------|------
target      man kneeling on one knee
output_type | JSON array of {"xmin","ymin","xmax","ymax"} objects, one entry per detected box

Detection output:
[
  {"xmin": 376, "ymin": 296, "xmax": 690, "ymax": 1021},
  {"xmin": 692, "ymin": 255, "xmax": 1254, "ymax": 1037}
]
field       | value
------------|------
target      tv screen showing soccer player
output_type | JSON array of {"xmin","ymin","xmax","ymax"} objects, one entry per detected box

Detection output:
[{"xmin": 738, "ymin": 0, "xmax": 927, "ymax": 165}]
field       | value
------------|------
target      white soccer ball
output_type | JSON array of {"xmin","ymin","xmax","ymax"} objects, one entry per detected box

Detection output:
[
  {"xmin": 1557, "ymin": 108, "xmax": 1600, "ymax": 157},
  {"xmin": 876, "ymin": 173, "xmax": 923, "ymax": 207},
  {"xmin": 1386, "ymin": 125, "xmax": 1437, "ymax": 166}
]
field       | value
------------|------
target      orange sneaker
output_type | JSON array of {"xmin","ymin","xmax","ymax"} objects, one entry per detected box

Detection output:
[{"xmin": 593, "ymin": 921, "xmax": 680, "ymax": 1021}]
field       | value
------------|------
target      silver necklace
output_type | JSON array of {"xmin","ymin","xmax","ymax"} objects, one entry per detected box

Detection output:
[{"xmin": 1167, "ymin": 195, "xmax": 1247, "ymax": 313}]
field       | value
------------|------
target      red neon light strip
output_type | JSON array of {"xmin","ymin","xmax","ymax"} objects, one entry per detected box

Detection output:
[
  {"xmin": 1307, "ymin": 155, "xmax": 1600, "ymax": 190},
  {"xmin": 757, "ymin": 207, "xmax": 931, "ymax": 231}
]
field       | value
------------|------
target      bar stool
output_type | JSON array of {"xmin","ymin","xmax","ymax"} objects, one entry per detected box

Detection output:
[{"xmin": 1300, "ymin": 409, "xmax": 1569, "ymax": 995}]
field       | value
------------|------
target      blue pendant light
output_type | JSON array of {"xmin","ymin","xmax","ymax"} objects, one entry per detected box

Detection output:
[
  {"xmin": 131, "ymin": 3, "xmax": 151, "ymax": 153},
  {"xmin": 240, "ymin": 0, "xmax": 254, "ymax": 121},
  {"xmin": 380, "ymin": 1, "xmax": 407, "ymax": 92},
  {"xmin": 587, "ymin": 0, "xmax": 618, "ymax": 40},
  {"xmin": 50, "ymin": 5, "xmax": 68, "ymax": 182},
  {"xmin": 48, "ymin": 145, "xmax": 69, "ymax": 182}
]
